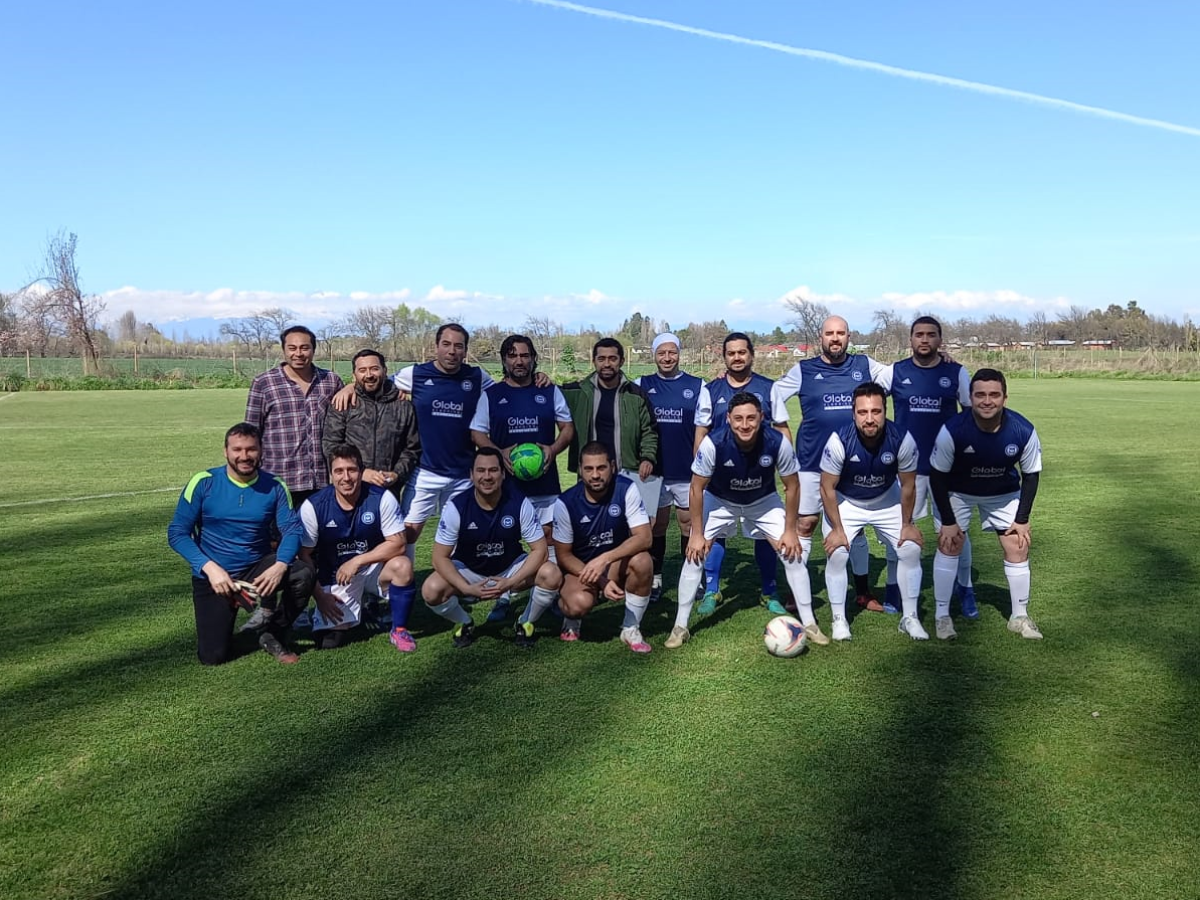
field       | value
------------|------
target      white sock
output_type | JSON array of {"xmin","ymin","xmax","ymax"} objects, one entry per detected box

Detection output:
[
  {"xmin": 958, "ymin": 535, "xmax": 973, "ymax": 587},
  {"xmin": 1004, "ymin": 559, "xmax": 1031, "ymax": 618},
  {"xmin": 895, "ymin": 540, "xmax": 922, "ymax": 619},
  {"xmin": 675, "ymin": 559, "xmax": 704, "ymax": 629},
  {"xmin": 431, "ymin": 596, "xmax": 472, "ymax": 625},
  {"xmin": 850, "ymin": 532, "xmax": 869, "ymax": 577},
  {"xmin": 783, "ymin": 541, "xmax": 815, "ymax": 627},
  {"xmin": 521, "ymin": 585, "xmax": 557, "ymax": 625},
  {"xmin": 652, "ymin": 573, "xmax": 662, "ymax": 590},
  {"xmin": 623, "ymin": 592, "xmax": 650, "ymax": 630},
  {"xmin": 824, "ymin": 545, "xmax": 849, "ymax": 620},
  {"xmin": 933, "ymin": 552, "xmax": 958, "ymax": 618}
]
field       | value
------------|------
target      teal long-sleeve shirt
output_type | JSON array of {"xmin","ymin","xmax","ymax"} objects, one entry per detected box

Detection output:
[{"xmin": 167, "ymin": 467, "xmax": 302, "ymax": 578}]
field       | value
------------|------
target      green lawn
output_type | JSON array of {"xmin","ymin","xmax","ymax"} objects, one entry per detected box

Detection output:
[{"xmin": 1, "ymin": 382, "xmax": 1198, "ymax": 900}]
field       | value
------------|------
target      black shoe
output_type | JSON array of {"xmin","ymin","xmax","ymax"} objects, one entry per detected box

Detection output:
[
  {"xmin": 259, "ymin": 632, "xmax": 299, "ymax": 664},
  {"xmin": 452, "ymin": 622, "xmax": 477, "ymax": 649},
  {"xmin": 513, "ymin": 620, "xmax": 536, "ymax": 650}
]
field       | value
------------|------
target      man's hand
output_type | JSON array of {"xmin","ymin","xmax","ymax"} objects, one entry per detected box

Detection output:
[
  {"xmin": 685, "ymin": 534, "xmax": 710, "ymax": 565},
  {"xmin": 1003, "ymin": 521, "xmax": 1032, "ymax": 551},
  {"xmin": 638, "ymin": 460, "xmax": 653, "ymax": 481},
  {"xmin": 201, "ymin": 561, "xmax": 236, "ymax": 596},
  {"xmin": 478, "ymin": 577, "xmax": 511, "ymax": 600},
  {"xmin": 331, "ymin": 382, "xmax": 358, "ymax": 411},
  {"xmin": 533, "ymin": 372, "xmax": 552, "ymax": 388},
  {"xmin": 536, "ymin": 444, "xmax": 554, "ymax": 476},
  {"xmin": 601, "ymin": 579, "xmax": 625, "ymax": 602},
  {"xmin": 777, "ymin": 530, "xmax": 802, "ymax": 563},
  {"xmin": 937, "ymin": 523, "xmax": 965, "ymax": 556},
  {"xmin": 898, "ymin": 523, "xmax": 924, "ymax": 549},
  {"xmin": 362, "ymin": 468, "xmax": 391, "ymax": 487},
  {"xmin": 252, "ymin": 561, "xmax": 288, "ymax": 598},
  {"xmin": 578, "ymin": 555, "xmax": 609, "ymax": 586},
  {"xmin": 314, "ymin": 586, "xmax": 345, "ymax": 625},
  {"xmin": 823, "ymin": 526, "xmax": 849, "ymax": 558},
  {"xmin": 499, "ymin": 445, "xmax": 515, "ymax": 474},
  {"xmin": 335, "ymin": 557, "xmax": 363, "ymax": 586}
]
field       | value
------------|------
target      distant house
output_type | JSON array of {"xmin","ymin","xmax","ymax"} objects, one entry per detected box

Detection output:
[
  {"xmin": 1047, "ymin": 340, "xmax": 1076, "ymax": 347},
  {"xmin": 1082, "ymin": 339, "xmax": 1117, "ymax": 350}
]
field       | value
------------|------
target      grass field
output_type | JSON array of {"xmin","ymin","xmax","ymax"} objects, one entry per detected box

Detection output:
[{"xmin": 1, "ymin": 382, "xmax": 1198, "ymax": 900}]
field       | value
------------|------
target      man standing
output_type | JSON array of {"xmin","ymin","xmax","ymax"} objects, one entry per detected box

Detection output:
[
  {"xmin": 669, "ymin": 393, "xmax": 822, "ymax": 649},
  {"xmin": 634, "ymin": 332, "xmax": 702, "ymax": 603},
  {"xmin": 522, "ymin": 441, "xmax": 653, "ymax": 652},
  {"xmin": 469, "ymin": 334, "xmax": 574, "ymax": 621},
  {"xmin": 299, "ymin": 444, "xmax": 416, "ymax": 651},
  {"xmin": 245, "ymin": 325, "xmax": 344, "ymax": 507},
  {"xmin": 930, "ymin": 369, "xmax": 1044, "ymax": 640},
  {"xmin": 168, "ymin": 423, "xmax": 315, "ymax": 665},
  {"xmin": 819, "ymin": 384, "xmax": 928, "ymax": 642},
  {"xmin": 880, "ymin": 317, "xmax": 974, "ymax": 616},
  {"xmin": 692, "ymin": 332, "xmax": 783, "ymax": 616},
  {"xmin": 771, "ymin": 316, "xmax": 892, "ymax": 611},
  {"xmin": 421, "ymin": 447, "xmax": 554, "ymax": 649}
]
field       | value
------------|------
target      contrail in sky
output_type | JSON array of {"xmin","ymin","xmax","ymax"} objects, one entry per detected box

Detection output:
[{"xmin": 525, "ymin": 0, "xmax": 1200, "ymax": 139}]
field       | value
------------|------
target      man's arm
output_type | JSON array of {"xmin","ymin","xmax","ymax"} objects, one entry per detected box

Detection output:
[
  {"xmin": 167, "ymin": 474, "xmax": 212, "ymax": 577},
  {"xmin": 431, "ymin": 541, "xmax": 486, "ymax": 598},
  {"xmin": 245, "ymin": 376, "xmax": 266, "ymax": 430},
  {"xmin": 321, "ymin": 401, "xmax": 348, "ymax": 466},
  {"xmin": 392, "ymin": 401, "xmax": 421, "ymax": 486},
  {"xmin": 634, "ymin": 389, "xmax": 658, "ymax": 472},
  {"xmin": 770, "ymin": 364, "xmax": 802, "ymax": 445},
  {"xmin": 684, "ymin": 472, "xmax": 711, "ymax": 563},
  {"xmin": 778, "ymin": 472, "xmax": 803, "ymax": 560},
  {"xmin": 692, "ymin": 385, "xmax": 712, "ymax": 454},
  {"xmin": 335, "ymin": 532, "xmax": 406, "ymax": 585}
]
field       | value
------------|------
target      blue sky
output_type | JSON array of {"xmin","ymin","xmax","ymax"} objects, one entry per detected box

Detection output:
[{"xmin": 2, "ymin": 0, "xmax": 1197, "ymax": 336}]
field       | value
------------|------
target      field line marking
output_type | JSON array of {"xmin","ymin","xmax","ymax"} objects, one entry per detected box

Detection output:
[
  {"xmin": 0, "ymin": 487, "xmax": 179, "ymax": 509},
  {"xmin": 0, "ymin": 393, "xmax": 15, "ymax": 402}
]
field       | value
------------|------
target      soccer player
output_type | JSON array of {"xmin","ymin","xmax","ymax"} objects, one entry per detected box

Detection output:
[
  {"xmin": 168, "ymin": 422, "xmax": 315, "ymax": 665},
  {"xmin": 819, "ymin": 383, "xmax": 928, "ymax": 641},
  {"xmin": 929, "ymin": 368, "xmax": 1044, "ymax": 640},
  {"xmin": 634, "ymin": 332, "xmax": 702, "ymax": 603},
  {"xmin": 692, "ymin": 332, "xmax": 783, "ymax": 616},
  {"xmin": 298, "ymin": 444, "xmax": 416, "ymax": 651},
  {"xmin": 771, "ymin": 316, "xmax": 892, "ymax": 611},
  {"xmin": 881, "ymin": 317, "xmax": 974, "ymax": 615},
  {"xmin": 245, "ymin": 325, "xmax": 344, "ymax": 507},
  {"xmin": 522, "ymin": 441, "xmax": 653, "ymax": 652},
  {"xmin": 669, "ymin": 392, "xmax": 823, "ymax": 649},
  {"xmin": 469, "ymin": 334, "xmax": 575, "ymax": 621},
  {"xmin": 422, "ymin": 447, "xmax": 554, "ymax": 649}
]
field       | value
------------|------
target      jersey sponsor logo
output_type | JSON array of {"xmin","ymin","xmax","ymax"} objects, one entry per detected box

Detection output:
[
  {"xmin": 1005, "ymin": 443, "xmax": 1020, "ymax": 457},
  {"xmin": 507, "ymin": 415, "xmax": 541, "ymax": 433},
  {"xmin": 823, "ymin": 392, "xmax": 853, "ymax": 409},
  {"xmin": 608, "ymin": 504, "xmax": 622, "ymax": 517},
  {"xmin": 852, "ymin": 474, "xmax": 886, "ymax": 490},
  {"xmin": 478, "ymin": 541, "xmax": 507, "ymax": 558},
  {"xmin": 336, "ymin": 539, "xmax": 370, "ymax": 556},
  {"xmin": 730, "ymin": 476, "xmax": 764, "ymax": 490},
  {"xmin": 759, "ymin": 455, "xmax": 772, "ymax": 467},
  {"xmin": 939, "ymin": 376, "xmax": 952, "ymax": 388},
  {"xmin": 501, "ymin": 515, "xmax": 515, "ymax": 528},
  {"xmin": 461, "ymin": 380, "xmax": 474, "ymax": 392},
  {"xmin": 909, "ymin": 396, "xmax": 942, "ymax": 411},
  {"xmin": 588, "ymin": 529, "xmax": 615, "ymax": 548},
  {"xmin": 361, "ymin": 511, "xmax": 376, "ymax": 525},
  {"xmin": 881, "ymin": 452, "xmax": 896, "ymax": 465},
  {"xmin": 683, "ymin": 389, "xmax": 695, "ymax": 399},
  {"xmin": 655, "ymin": 407, "xmax": 684, "ymax": 424},
  {"xmin": 535, "ymin": 393, "xmax": 547, "ymax": 404},
  {"xmin": 971, "ymin": 465, "xmax": 1009, "ymax": 477},
  {"xmin": 432, "ymin": 399, "xmax": 466, "ymax": 418}
]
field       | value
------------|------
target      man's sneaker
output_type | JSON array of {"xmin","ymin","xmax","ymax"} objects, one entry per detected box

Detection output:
[
  {"xmin": 899, "ymin": 616, "xmax": 929, "ymax": 641},
  {"xmin": 620, "ymin": 626, "xmax": 652, "ymax": 654},
  {"xmin": 696, "ymin": 591, "xmax": 721, "ymax": 616},
  {"xmin": 514, "ymin": 620, "xmax": 536, "ymax": 649},
  {"xmin": 452, "ymin": 622, "xmax": 477, "ymax": 649},
  {"xmin": 239, "ymin": 605, "xmax": 273, "ymax": 633},
  {"xmin": 650, "ymin": 577, "xmax": 663, "ymax": 603},
  {"xmin": 664, "ymin": 625, "xmax": 690, "ymax": 649},
  {"xmin": 486, "ymin": 599, "xmax": 511, "ymax": 624},
  {"xmin": 762, "ymin": 592, "xmax": 789, "ymax": 616},
  {"xmin": 259, "ymin": 632, "xmax": 299, "ymax": 664},
  {"xmin": 883, "ymin": 583, "xmax": 902, "ymax": 615},
  {"xmin": 389, "ymin": 626, "xmax": 417, "ymax": 653},
  {"xmin": 957, "ymin": 584, "xmax": 979, "ymax": 619},
  {"xmin": 1007, "ymin": 615, "xmax": 1043, "ymax": 640},
  {"xmin": 936, "ymin": 616, "xmax": 957, "ymax": 640},
  {"xmin": 855, "ymin": 592, "xmax": 885, "ymax": 613},
  {"xmin": 560, "ymin": 624, "xmax": 581, "ymax": 642},
  {"xmin": 831, "ymin": 615, "xmax": 852, "ymax": 642},
  {"xmin": 802, "ymin": 623, "xmax": 830, "ymax": 646}
]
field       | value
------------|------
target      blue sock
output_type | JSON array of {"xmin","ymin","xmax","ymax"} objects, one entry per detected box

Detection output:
[
  {"xmin": 388, "ymin": 583, "xmax": 416, "ymax": 630},
  {"xmin": 704, "ymin": 538, "xmax": 726, "ymax": 594},
  {"xmin": 754, "ymin": 540, "xmax": 778, "ymax": 595}
]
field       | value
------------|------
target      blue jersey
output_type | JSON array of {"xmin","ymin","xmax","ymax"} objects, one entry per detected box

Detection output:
[
  {"xmin": 471, "ymin": 381, "xmax": 570, "ymax": 497},
  {"xmin": 400, "ymin": 361, "xmax": 487, "ymax": 477},
  {"xmin": 552, "ymin": 475, "xmax": 649, "ymax": 563},
  {"xmin": 692, "ymin": 425, "xmax": 798, "ymax": 505},
  {"xmin": 931, "ymin": 409, "xmax": 1043, "ymax": 496},
  {"xmin": 637, "ymin": 371, "xmax": 702, "ymax": 482},
  {"xmin": 821, "ymin": 422, "xmax": 918, "ymax": 504},
  {"xmin": 771, "ymin": 354, "xmax": 891, "ymax": 472},
  {"xmin": 301, "ymin": 484, "xmax": 398, "ymax": 584},
  {"xmin": 697, "ymin": 372, "xmax": 774, "ymax": 439},
  {"xmin": 889, "ymin": 358, "xmax": 970, "ymax": 473},
  {"xmin": 435, "ymin": 485, "xmax": 542, "ymax": 576}
]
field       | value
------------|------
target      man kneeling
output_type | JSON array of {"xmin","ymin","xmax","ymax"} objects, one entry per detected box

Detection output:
[{"xmin": 299, "ymin": 444, "xmax": 415, "ymax": 651}]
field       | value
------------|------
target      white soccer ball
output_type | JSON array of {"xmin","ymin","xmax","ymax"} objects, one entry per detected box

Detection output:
[{"xmin": 763, "ymin": 615, "xmax": 808, "ymax": 658}]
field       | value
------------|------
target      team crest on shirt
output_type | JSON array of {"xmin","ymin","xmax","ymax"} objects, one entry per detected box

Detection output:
[
  {"xmin": 683, "ymin": 389, "xmax": 695, "ymax": 399},
  {"xmin": 852, "ymin": 370, "xmax": 863, "ymax": 381},
  {"xmin": 461, "ymin": 380, "xmax": 473, "ymax": 391},
  {"xmin": 501, "ymin": 515, "xmax": 515, "ymax": 528},
  {"xmin": 361, "ymin": 511, "xmax": 376, "ymax": 525},
  {"xmin": 881, "ymin": 452, "xmax": 895, "ymax": 465},
  {"xmin": 608, "ymin": 504, "xmax": 622, "ymax": 517},
  {"xmin": 939, "ymin": 376, "xmax": 952, "ymax": 388},
  {"xmin": 1005, "ymin": 444, "xmax": 1019, "ymax": 457},
  {"xmin": 534, "ymin": 394, "xmax": 546, "ymax": 404},
  {"xmin": 759, "ymin": 454, "xmax": 772, "ymax": 467}
]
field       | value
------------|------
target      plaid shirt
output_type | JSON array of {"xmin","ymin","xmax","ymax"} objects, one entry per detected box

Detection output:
[{"xmin": 245, "ymin": 364, "xmax": 345, "ymax": 492}]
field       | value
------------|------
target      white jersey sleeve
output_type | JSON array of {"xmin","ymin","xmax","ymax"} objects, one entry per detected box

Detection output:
[
  {"xmin": 551, "ymin": 386, "xmax": 572, "ymax": 422},
  {"xmin": 480, "ymin": 369, "xmax": 496, "ymax": 389},
  {"xmin": 819, "ymin": 432, "xmax": 846, "ymax": 477},
  {"xmin": 897, "ymin": 432, "xmax": 920, "ymax": 474},
  {"xmin": 930, "ymin": 425, "xmax": 954, "ymax": 473},
  {"xmin": 300, "ymin": 499, "xmax": 319, "ymax": 548},
  {"xmin": 691, "ymin": 436, "xmax": 717, "ymax": 478},
  {"xmin": 433, "ymin": 501, "xmax": 461, "ymax": 547},
  {"xmin": 957, "ymin": 368, "xmax": 971, "ymax": 408},
  {"xmin": 393, "ymin": 365, "xmax": 415, "ymax": 393},
  {"xmin": 379, "ymin": 490, "xmax": 404, "ymax": 537},
  {"xmin": 551, "ymin": 498, "xmax": 573, "ymax": 545},
  {"xmin": 868, "ymin": 356, "xmax": 892, "ymax": 392},
  {"xmin": 771, "ymin": 363, "xmax": 803, "ymax": 423},
  {"xmin": 519, "ymin": 498, "xmax": 544, "ymax": 544},
  {"xmin": 694, "ymin": 385, "xmax": 714, "ymax": 428},
  {"xmin": 469, "ymin": 392, "xmax": 491, "ymax": 434},
  {"xmin": 775, "ymin": 436, "xmax": 800, "ymax": 477},
  {"xmin": 623, "ymin": 480, "xmax": 650, "ymax": 528},
  {"xmin": 1021, "ymin": 429, "xmax": 1043, "ymax": 474}
]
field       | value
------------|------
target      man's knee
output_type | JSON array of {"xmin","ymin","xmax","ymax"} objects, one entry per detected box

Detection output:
[
  {"xmin": 421, "ymin": 575, "xmax": 449, "ymax": 605},
  {"xmin": 535, "ymin": 563, "xmax": 563, "ymax": 590},
  {"xmin": 797, "ymin": 515, "xmax": 818, "ymax": 538},
  {"xmin": 383, "ymin": 556, "xmax": 413, "ymax": 585}
]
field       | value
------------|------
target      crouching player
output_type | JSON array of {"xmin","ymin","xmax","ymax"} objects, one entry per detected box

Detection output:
[
  {"xmin": 422, "ymin": 447, "xmax": 553, "ymax": 648},
  {"xmin": 819, "ymin": 383, "xmax": 927, "ymax": 642},
  {"xmin": 298, "ymin": 444, "xmax": 415, "ymax": 651},
  {"xmin": 521, "ymin": 441, "xmax": 653, "ymax": 652},
  {"xmin": 668, "ymin": 392, "xmax": 821, "ymax": 649},
  {"xmin": 929, "ymin": 368, "xmax": 1044, "ymax": 640}
]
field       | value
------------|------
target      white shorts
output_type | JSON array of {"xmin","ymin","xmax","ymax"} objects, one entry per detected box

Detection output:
[
  {"xmin": 311, "ymin": 561, "xmax": 385, "ymax": 632},
  {"xmin": 949, "ymin": 492, "xmax": 1019, "ymax": 533},
  {"xmin": 401, "ymin": 469, "xmax": 472, "ymax": 525},
  {"xmin": 702, "ymin": 492, "xmax": 786, "ymax": 542},
  {"xmin": 620, "ymin": 469, "xmax": 663, "ymax": 519},
  {"xmin": 526, "ymin": 494, "xmax": 559, "ymax": 527},
  {"xmin": 822, "ymin": 497, "xmax": 903, "ymax": 549},
  {"xmin": 453, "ymin": 555, "xmax": 529, "ymax": 601},
  {"xmin": 799, "ymin": 471, "xmax": 822, "ymax": 517},
  {"xmin": 658, "ymin": 479, "xmax": 690, "ymax": 510}
]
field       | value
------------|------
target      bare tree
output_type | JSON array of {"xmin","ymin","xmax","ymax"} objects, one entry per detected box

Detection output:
[
  {"xmin": 523, "ymin": 315, "xmax": 563, "ymax": 343},
  {"xmin": 342, "ymin": 305, "xmax": 392, "ymax": 350},
  {"xmin": 219, "ymin": 313, "xmax": 276, "ymax": 357},
  {"xmin": 23, "ymin": 232, "xmax": 106, "ymax": 373},
  {"xmin": 257, "ymin": 307, "xmax": 299, "ymax": 345},
  {"xmin": 871, "ymin": 308, "xmax": 909, "ymax": 357},
  {"xmin": 784, "ymin": 295, "xmax": 831, "ymax": 352},
  {"xmin": 117, "ymin": 310, "xmax": 139, "ymax": 343}
]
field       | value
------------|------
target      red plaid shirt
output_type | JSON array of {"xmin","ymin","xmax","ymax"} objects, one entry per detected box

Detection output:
[{"xmin": 245, "ymin": 364, "xmax": 345, "ymax": 492}]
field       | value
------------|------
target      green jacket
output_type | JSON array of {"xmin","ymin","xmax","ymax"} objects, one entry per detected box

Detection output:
[{"xmin": 560, "ymin": 371, "xmax": 658, "ymax": 474}]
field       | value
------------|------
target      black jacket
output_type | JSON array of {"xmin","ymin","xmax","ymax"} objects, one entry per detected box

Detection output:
[{"xmin": 321, "ymin": 380, "xmax": 420, "ymax": 491}]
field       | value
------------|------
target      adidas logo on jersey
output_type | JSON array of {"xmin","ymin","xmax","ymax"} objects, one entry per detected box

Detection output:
[
  {"xmin": 580, "ymin": 515, "xmax": 591, "ymax": 523},
  {"xmin": 467, "ymin": 522, "xmax": 479, "ymax": 529},
  {"xmin": 815, "ymin": 373, "xmax": 825, "ymax": 380},
  {"xmin": 498, "ymin": 397, "xmax": 508, "ymax": 404},
  {"xmin": 849, "ymin": 454, "xmax": 861, "ymax": 462},
  {"xmin": 647, "ymin": 387, "xmax": 657, "ymax": 394},
  {"xmin": 325, "ymin": 519, "xmax": 338, "ymax": 528},
  {"xmin": 901, "ymin": 378, "xmax": 912, "ymax": 385},
  {"xmin": 424, "ymin": 379, "xmax": 435, "ymax": 385},
  {"xmin": 723, "ymin": 459, "xmax": 736, "ymax": 467},
  {"xmin": 964, "ymin": 445, "xmax": 976, "ymax": 454},
  {"xmin": 717, "ymin": 397, "xmax": 727, "ymax": 405}
]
